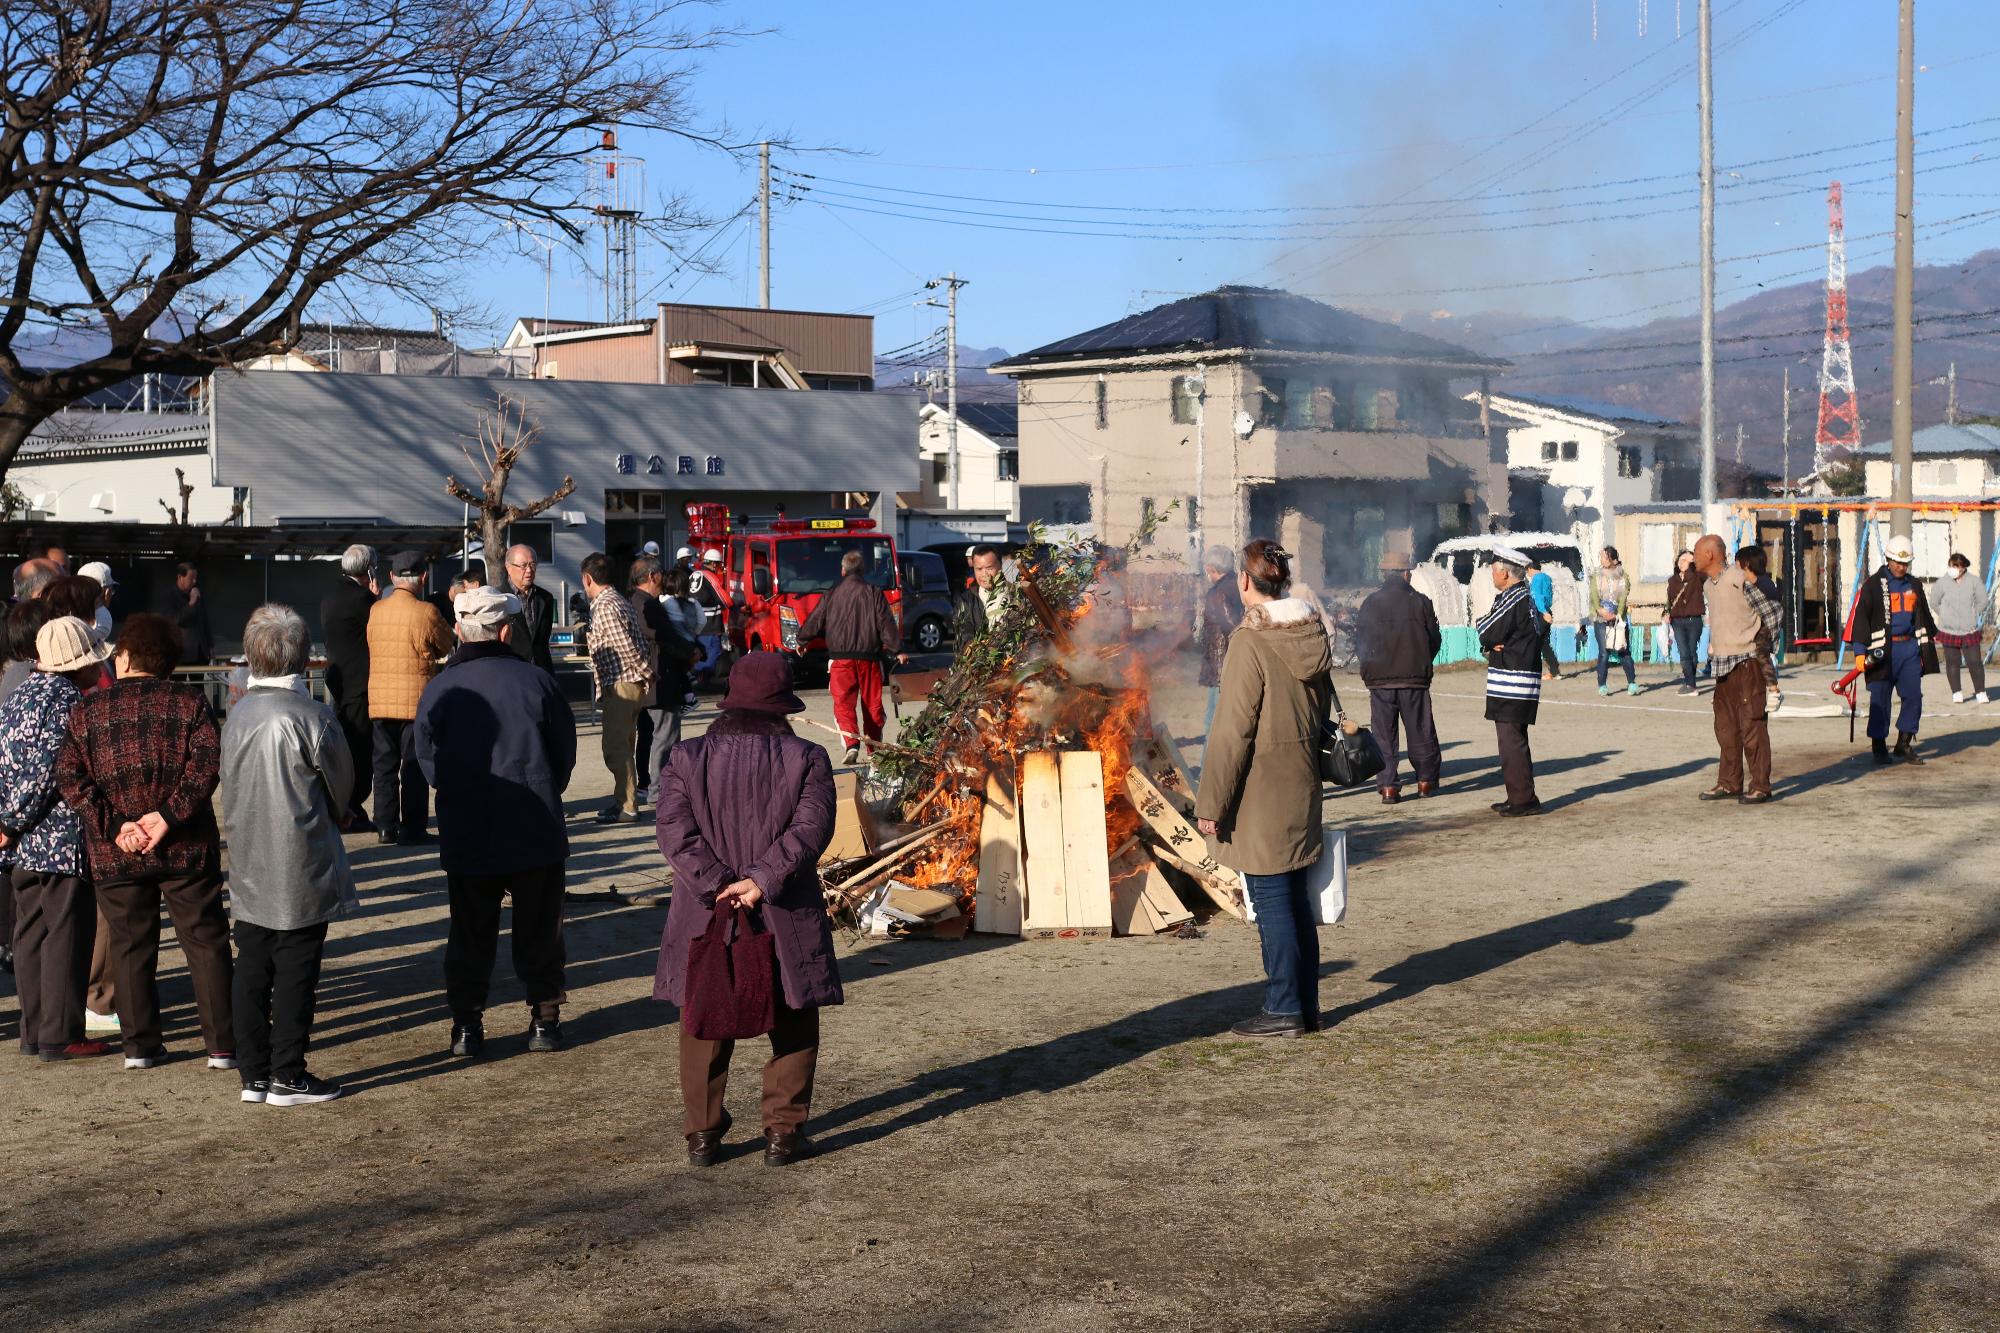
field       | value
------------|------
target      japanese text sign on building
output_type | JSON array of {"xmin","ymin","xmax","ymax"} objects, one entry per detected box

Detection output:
[{"xmin": 615, "ymin": 453, "xmax": 723, "ymax": 477}]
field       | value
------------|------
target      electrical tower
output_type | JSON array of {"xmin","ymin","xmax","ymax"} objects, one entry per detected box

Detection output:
[
  {"xmin": 590, "ymin": 131, "xmax": 645, "ymax": 323},
  {"xmin": 1814, "ymin": 181, "xmax": 1861, "ymax": 474}
]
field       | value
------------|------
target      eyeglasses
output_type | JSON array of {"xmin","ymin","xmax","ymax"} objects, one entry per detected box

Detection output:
[{"xmin": 508, "ymin": 560, "xmax": 536, "ymax": 570}]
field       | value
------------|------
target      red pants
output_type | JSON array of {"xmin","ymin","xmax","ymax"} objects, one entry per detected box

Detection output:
[{"xmin": 828, "ymin": 658, "xmax": 886, "ymax": 750}]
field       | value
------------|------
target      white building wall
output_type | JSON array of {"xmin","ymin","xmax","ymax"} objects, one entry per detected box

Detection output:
[
  {"xmin": 1862, "ymin": 455, "xmax": 1996, "ymax": 498},
  {"xmin": 13, "ymin": 449, "xmax": 237, "ymax": 523},
  {"xmin": 916, "ymin": 407, "xmax": 1019, "ymax": 519}
]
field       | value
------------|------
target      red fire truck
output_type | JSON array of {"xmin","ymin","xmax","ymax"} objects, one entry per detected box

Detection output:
[{"xmin": 685, "ymin": 505, "xmax": 902, "ymax": 665}]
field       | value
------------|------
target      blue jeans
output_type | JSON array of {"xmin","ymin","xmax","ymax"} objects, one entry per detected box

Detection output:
[
  {"xmin": 1244, "ymin": 868, "xmax": 1319, "ymax": 1026},
  {"xmin": 1595, "ymin": 621, "xmax": 1635, "ymax": 687},
  {"xmin": 1867, "ymin": 638, "xmax": 1924, "ymax": 738},
  {"xmin": 1671, "ymin": 618, "xmax": 1703, "ymax": 690},
  {"xmin": 1203, "ymin": 685, "xmax": 1220, "ymax": 738}
]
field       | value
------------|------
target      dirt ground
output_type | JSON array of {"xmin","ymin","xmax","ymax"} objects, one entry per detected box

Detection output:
[{"xmin": 2, "ymin": 653, "xmax": 1997, "ymax": 1332}]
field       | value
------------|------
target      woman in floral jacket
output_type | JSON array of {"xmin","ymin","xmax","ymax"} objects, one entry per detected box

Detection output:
[{"xmin": 0, "ymin": 616, "xmax": 114, "ymax": 1060}]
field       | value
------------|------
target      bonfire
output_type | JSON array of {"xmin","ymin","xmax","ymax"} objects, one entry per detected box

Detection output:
[{"xmin": 820, "ymin": 523, "xmax": 1247, "ymax": 940}]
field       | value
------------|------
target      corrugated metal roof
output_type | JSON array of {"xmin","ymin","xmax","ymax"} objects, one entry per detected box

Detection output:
[
  {"xmin": 994, "ymin": 286, "xmax": 1507, "ymax": 371},
  {"xmin": 1857, "ymin": 422, "xmax": 2000, "ymax": 456},
  {"xmin": 212, "ymin": 372, "xmax": 917, "ymax": 525}
]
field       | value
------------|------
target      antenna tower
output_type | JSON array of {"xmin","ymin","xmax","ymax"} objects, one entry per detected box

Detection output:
[
  {"xmin": 590, "ymin": 131, "xmax": 645, "ymax": 323},
  {"xmin": 1814, "ymin": 180, "xmax": 1860, "ymax": 472}
]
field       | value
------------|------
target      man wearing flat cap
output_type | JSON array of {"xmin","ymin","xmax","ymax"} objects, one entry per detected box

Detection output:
[
  {"xmin": 1476, "ymin": 546, "xmax": 1544, "ymax": 815},
  {"xmin": 1357, "ymin": 548, "xmax": 1443, "ymax": 804},
  {"xmin": 414, "ymin": 585, "xmax": 578, "ymax": 1058},
  {"xmin": 366, "ymin": 551, "xmax": 453, "ymax": 846}
]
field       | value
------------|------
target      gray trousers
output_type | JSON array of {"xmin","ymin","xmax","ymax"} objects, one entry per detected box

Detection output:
[{"xmin": 1369, "ymin": 687, "xmax": 1441, "ymax": 791}]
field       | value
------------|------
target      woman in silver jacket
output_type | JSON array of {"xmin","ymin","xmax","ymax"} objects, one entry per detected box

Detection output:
[{"xmin": 220, "ymin": 603, "xmax": 357, "ymax": 1107}]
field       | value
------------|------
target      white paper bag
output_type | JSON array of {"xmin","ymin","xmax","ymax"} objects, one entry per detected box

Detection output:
[{"xmin": 1241, "ymin": 828, "xmax": 1347, "ymax": 925}]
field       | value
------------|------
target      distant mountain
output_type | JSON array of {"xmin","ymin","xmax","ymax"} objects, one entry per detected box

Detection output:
[
  {"xmin": 874, "ymin": 343, "xmax": 1016, "ymax": 403},
  {"xmin": 1387, "ymin": 249, "xmax": 2000, "ymax": 479}
]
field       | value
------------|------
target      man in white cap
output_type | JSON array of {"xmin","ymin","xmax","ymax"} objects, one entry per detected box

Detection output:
[
  {"xmin": 74, "ymin": 562, "xmax": 117, "ymax": 639},
  {"xmin": 1475, "ymin": 547, "xmax": 1543, "ymax": 815},
  {"xmin": 1845, "ymin": 533, "xmax": 1939, "ymax": 765},
  {"xmin": 414, "ymin": 583, "xmax": 577, "ymax": 1057}
]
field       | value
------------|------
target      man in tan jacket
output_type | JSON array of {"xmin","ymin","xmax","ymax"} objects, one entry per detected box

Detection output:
[
  {"xmin": 1694, "ymin": 534, "xmax": 1783, "ymax": 804},
  {"xmin": 368, "ymin": 551, "xmax": 453, "ymax": 845}
]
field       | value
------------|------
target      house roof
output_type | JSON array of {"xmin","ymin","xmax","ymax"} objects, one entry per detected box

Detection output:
[
  {"xmin": 1857, "ymin": 422, "xmax": 2000, "ymax": 456},
  {"xmin": 922, "ymin": 401, "xmax": 1017, "ymax": 440},
  {"xmin": 1489, "ymin": 391, "xmax": 1685, "ymax": 429},
  {"xmin": 992, "ymin": 286, "xmax": 1508, "ymax": 373},
  {"xmin": 287, "ymin": 324, "xmax": 460, "ymax": 357}
]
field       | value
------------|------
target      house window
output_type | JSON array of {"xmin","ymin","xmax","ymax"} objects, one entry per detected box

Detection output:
[
  {"xmin": 931, "ymin": 456, "xmax": 949, "ymax": 488},
  {"xmin": 507, "ymin": 519, "xmax": 554, "ymax": 563},
  {"xmin": 1638, "ymin": 523, "xmax": 1677, "ymax": 582},
  {"xmin": 997, "ymin": 450, "xmax": 1019, "ymax": 482},
  {"xmin": 1560, "ymin": 440, "xmax": 1579, "ymax": 461},
  {"xmin": 1934, "ymin": 461, "xmax": 1958, "ymax": 487},
  {"xmin": 1170, "ymin": 375, "xmax": 1200, "ymax": 425},
  {"xmin": 1094, "ymin": 378, "xmax": 1108, "ymax": 430},
  {"xmin": 1258, "ymin": 377, "xmax": 1285, "ymax": 427},
  {"xmin": 1540, "ymin": 441, "xmax": 1559, "ymax": 462},
  {"xmin": 1283, "ymin": 379, "xmax": 1317, "ymax": 430},
  {"xmin": 1617, "ymin": 445, "xmax": 1643, "ymax": 478}
]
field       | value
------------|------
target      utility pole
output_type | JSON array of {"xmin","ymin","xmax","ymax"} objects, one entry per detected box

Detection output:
[
  {"xmin": 1698, "ymin": 0, "xmax": 1718, "ymax": 530},
  {"xmin": 922, "ymin": 274, "xmax": 968, "ymax": 508},
  {"xmin": 759, "ymin": 142, "xmax": 772, "ymax": 309},
  {"xmin": 1947, "ymin": 361, "xmax": 1958, "ymax": 426},
  {"xmin": 1890, "ymin": 0, "xmax": 1916, "ymax": 537}
]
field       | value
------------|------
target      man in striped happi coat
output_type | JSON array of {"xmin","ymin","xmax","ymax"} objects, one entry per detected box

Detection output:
[{"xmin": 1477, "ymin": 547, "xmax": 1544, "ymax": 816}]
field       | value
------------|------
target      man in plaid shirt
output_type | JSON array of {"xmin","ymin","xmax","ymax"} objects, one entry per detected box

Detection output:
[{"xmin": 582, "ymin": 552, "xmax": 653, "ymax": 823}]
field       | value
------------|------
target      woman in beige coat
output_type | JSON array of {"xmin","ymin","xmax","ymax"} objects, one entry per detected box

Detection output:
[{"xmin": 1194, "ymin": 540, "xmax": 1333, "ymax": 1038}]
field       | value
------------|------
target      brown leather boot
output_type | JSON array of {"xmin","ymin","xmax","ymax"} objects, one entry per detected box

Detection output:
[
  {"xmin": 1415, "ymin": 780, "xmax": 1434, "ymax": 797},
  {"xmin": 1379, "ymin": 787, "xmax": 1401, "ymax": 805},
  {"xmin": 764, "ymin": 1128, "xmax": 818, "ymax": 1166},
  {"xmin": 687, "ymin": 1111, "xmax": 731, "ymax": 1168},
  {"xmin": 1894, "ymin": 732, "xmax": 1924, "ymax": 765}
]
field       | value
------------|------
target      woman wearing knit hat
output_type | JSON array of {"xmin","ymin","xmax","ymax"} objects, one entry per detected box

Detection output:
[{"xmin": 0, "ymin": 616, "xmax": 114, "ymax": 1060}]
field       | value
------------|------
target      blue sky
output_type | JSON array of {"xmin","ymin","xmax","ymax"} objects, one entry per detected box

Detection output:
[{"xmin": 437, "ymin": 0, "xmax": 2000, "ymax": 359}]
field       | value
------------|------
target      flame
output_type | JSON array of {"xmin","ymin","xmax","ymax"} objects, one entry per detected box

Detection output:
[{"xmin": 900, "ymin": 592, "xmax": 1154, "ymax": 906}]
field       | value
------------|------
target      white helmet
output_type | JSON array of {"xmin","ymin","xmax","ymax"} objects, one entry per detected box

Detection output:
[
  {"xmin": 702, "ymin": 548, "xmax": 724, "ymax": 563},
  {"xmin": 640, "ymin": 540, "xmax": 661, "ymax": 557},
  {"xmin": 674, "ymin": 546, "xmax": 694, "ymax": 561}
]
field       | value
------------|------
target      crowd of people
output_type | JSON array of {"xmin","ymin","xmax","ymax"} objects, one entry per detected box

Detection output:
[{"xmin": 0, "ymin": 526, "xmax": 1987, "ymax": 1160}]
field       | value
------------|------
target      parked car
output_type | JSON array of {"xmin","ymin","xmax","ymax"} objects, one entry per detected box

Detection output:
[{"xmin": 898, "ymin": 550, "xmax": 957, "ymax": 653}]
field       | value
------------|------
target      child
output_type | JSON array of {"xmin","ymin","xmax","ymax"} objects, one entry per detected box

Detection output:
[{"xmin": 1735, "ymin": 546, "xmax": 1783, "ymax": 711}]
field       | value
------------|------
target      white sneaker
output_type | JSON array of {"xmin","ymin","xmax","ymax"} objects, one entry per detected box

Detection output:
[
  {"xmin": 85, "ymin": 1008, "xmax": 119, "ymax": 1036},
  {"xmin": 1952, "ymin": 691, "xmax": 1964, "ymax": 703},
  {"xmin": 124, "ymin": 1054, "xmax": 163, "ymax": 1070},
  {"xmin": 207, "ymin": 1053, "xmax": 239, "ymax": 1070}
]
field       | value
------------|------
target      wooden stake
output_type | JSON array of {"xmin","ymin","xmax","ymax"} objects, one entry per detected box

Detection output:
[
  {"xmin": 1057, "ymin": 750, "xmax": 1114, "ymax": 934},
  {"xmin": 1125, "ymin": 767, "xmax": 1246, "ymax": 920},
  {"xmin": 974, "ymin": 769, "xmax": 1024, "ymax": 935},
  {"xmin": 1018, "ymin": 752, "xmax": 1069, "ymax": 934},
  {"xmin": 827, "ymin": 824, "xmax": 951, "ymax": 895}
]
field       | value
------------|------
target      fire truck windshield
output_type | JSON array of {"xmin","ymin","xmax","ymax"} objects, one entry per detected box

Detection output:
[{"xmin": 777, "ymin": 537, "xmax": 895, "ymax": 594}]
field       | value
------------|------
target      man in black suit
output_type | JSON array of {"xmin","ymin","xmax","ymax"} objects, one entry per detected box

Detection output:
[
  {"xmin": 504, "ymin": 543, "xmax": 557, "ymax": 675},
  {"xmin": 320, "ymin": 543, "xmax": 379, "ymax": 830}
]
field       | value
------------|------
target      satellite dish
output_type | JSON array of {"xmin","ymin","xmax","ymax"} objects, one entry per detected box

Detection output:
[{"xmin": 1234, "ymin": 411, "xmax": 1255, "ymax": 439}]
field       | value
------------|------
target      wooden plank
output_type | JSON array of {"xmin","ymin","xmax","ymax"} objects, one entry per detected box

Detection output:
[
  {"xmin": 823, "ymin": 770, "xmax": 871, "ymax": 862},
  {"xmin": 1017, "ymin": 752, "xmax": 1070, "ymax": 935},
  {"xmin": 1137, "ymin": 723, "xmax": 1199, "ymax": 815},
  {"xmin": 1136, "ymin": 855, "xmax": 1194, "ymax": 929},
  {"xmin": 973, "ymin": 769, "xmax": 1024, "ymax": 936},
  {"xmin": 1058, "ymin": 751, "xmax": 1115, "ymax": 933},
  {"xmin": 1125, "ymin": 766, "xmax": 1247, "ymax": 921},
  {"xmin": 1108, "ymin": 845, "xmax": 1154, "ymax": 936}
]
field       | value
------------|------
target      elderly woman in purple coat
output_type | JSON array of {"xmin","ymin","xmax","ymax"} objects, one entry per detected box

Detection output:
[{"xmin": 655, "ymin": 652, "xmax": 839, "ymax": 1168}]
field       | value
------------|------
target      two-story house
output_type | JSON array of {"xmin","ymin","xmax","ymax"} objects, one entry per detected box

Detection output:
[
  {"xmin": 1482, "ymin": 391, "xmax": 1696, "ymax": 559},
  {"xmin": 991, "ymin": 286, "xmax": 1510, "ymax": 593}
]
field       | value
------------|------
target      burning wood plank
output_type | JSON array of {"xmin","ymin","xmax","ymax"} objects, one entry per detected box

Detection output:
[
  {"xmin": 1018, "ymin": 752, "xmax": 1073, "ymax": 936},
  {"xmin": 1110, "ymin": 843, "xmax": 1194, "ymax": 936}
]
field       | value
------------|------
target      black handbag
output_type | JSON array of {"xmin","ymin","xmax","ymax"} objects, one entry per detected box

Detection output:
[{"xmin": 1318, "ymin": 685, "xmax": 1385, "ymax": 787}]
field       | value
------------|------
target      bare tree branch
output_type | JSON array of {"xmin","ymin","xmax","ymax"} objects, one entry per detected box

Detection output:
[{"xmin": 0, "ymin": 0, "xmax": 762, "ymax": 478}]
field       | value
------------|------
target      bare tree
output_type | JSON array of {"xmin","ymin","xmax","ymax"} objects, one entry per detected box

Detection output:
[
  {"xmin": 446, "ymin": 392, "xmax": 574, "ymax": 586},
  {"xmin": 158, "ymin": 465, "xmax": 193, "ymax": 524},
  {"xmin": 0, "ymin": 0, "xmax": 750, "ymax": 481}
]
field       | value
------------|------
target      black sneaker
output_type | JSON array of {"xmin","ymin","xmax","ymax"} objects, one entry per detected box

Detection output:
[
  {"xmin": 1230, "ymin": 1011, "xmax": 1305, "ymax": 1039},
  {"xmin": 450, "ymin": 1019, "xmax": 485, "ymax": 1058},
  {"xmin": 267, "ymin": 1072, "xmax": 344, "ymax": 1107},
  {"xmin": 527, "ymin": 1017, "xmax": 563, "ymax": 1052},
  {"xmin": 241, "ymin": 1078, "xmax": 270, "ymax": 1104}
]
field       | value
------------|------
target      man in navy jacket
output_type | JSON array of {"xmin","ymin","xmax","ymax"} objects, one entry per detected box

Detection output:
[{"xmin": 414, "ymin": 586, "xmax": 578, "ymax": 1059}]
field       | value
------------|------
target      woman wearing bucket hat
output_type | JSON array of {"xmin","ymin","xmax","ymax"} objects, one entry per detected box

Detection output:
[
  {"xmin": 0, "ymin": 616, "xmax": 114, "ymax": 1060},
  {"xmin": 1845, "ymin": 534, "xmax": 1939, "ymax": 765},
  {"xmin": 653, "ymin": 652, "xmax": 840, "ymax": 1168}
]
